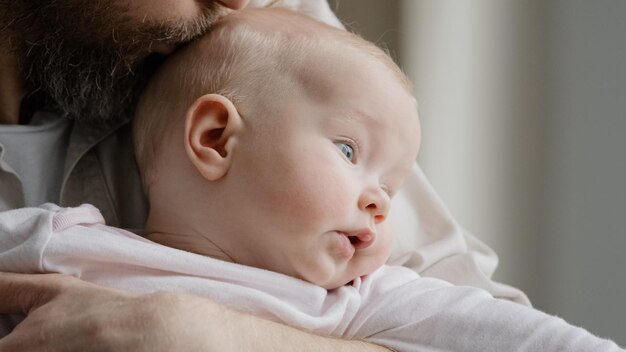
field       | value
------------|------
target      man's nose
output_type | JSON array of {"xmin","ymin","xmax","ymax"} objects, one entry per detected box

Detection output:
[
  {"xmin": 217, "ymin": 0, "xmax": 250, "ymax": 10},
  {"xmin": 358, "ymin": 186, "xmax": 390, "ymax": 224}
]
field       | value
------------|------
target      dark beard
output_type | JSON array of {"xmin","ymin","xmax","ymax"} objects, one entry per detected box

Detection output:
[{"xmin": 1, "ymin": 0, "xmax": 226, "ymax": 123}]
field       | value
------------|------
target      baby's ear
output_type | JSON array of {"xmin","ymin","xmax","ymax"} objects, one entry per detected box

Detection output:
[{"xmin": 184, "ymin": 94, "xmax": 243, "ymax": 181}]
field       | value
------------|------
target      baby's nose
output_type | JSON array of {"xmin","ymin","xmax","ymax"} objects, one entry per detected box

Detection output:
[{"xmin": 358, "ymin": 186, "xmax": 390, "ymax": 224}]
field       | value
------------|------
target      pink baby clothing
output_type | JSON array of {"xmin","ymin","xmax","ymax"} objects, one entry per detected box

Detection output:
[{"xmin": 0, "ymin": 204, "xmax": 623, "ymax": 351}]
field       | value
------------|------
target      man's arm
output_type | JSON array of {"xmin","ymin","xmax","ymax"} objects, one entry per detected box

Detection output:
[{"xmin": 0, "ymin": 272, "xmax": 389, "ymax": 351}]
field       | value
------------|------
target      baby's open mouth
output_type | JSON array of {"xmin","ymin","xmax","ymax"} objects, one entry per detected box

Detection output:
[{"xmin": 342, "ymin": 229, "xmax": 375, "ymax": 250}]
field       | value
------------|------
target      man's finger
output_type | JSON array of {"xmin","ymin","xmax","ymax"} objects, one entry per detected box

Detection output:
[
  {"xmin": 0, "ymin": 329, "xmax": 35, "ymax": 352},
  {"xmin": 0, "ymin": 272, "xmax": 63, "ymax": 315}
]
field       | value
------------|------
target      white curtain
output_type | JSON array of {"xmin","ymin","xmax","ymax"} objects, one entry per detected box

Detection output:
[{"xmin": 399, "ymin": 0, "xmax": 626, "ymax": 345}]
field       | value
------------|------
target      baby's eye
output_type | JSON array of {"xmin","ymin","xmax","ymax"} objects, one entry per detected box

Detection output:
[{"xmin": 335, "ymin": 142, "xmax": 355, "ymax": 162}]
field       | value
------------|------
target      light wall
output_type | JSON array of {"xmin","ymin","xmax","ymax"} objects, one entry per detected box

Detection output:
[
  {"xmin": 400, "ymin": 0, "xmax": 545, "ymax": 301},
  {"xmin": 331, "ymin": 0, "xmax": 626, "ymax": 345}
]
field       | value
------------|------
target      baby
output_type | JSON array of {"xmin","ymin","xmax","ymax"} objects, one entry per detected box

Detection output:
[
  {"xmin": 133, "ymin": 6, "xmax": 419, "ymax": 291},
  {"xmin": 0, "ymin": 7, "xmax": 623, "ymax": 351}
]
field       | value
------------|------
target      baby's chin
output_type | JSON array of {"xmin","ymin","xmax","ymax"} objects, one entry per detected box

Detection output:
[
  {"xmin": 320, "ymin": 258, "xmax": 390, "ymax": 289},
  {"xmin": 319, "ymin": 277, "xmax": 354, "ymax": 290},
  {"xmin": 306, "ymin": 267, "xmax": 371, "ymax": 290},
  {"xmin": 292, "ymin": 253, "xmax": 390, "ymax": 289}
]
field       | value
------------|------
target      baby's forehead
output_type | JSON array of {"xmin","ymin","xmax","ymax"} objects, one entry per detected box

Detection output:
[
  {"xmin": 249, "ymin": 37, "xmax": 418, "ymax": 132},
  {"xmin": 286, "ymin": 44, "xmax": 414, "ymax": 110}
]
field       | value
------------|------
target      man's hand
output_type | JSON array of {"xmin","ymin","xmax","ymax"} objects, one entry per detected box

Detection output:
[
  {"xmin": 0, "ymin": 272, "xmax": 219, "ymax": 351},
  {"xmin": 0, "ymin": 272, "xmax": 390, "ymax": 351}
]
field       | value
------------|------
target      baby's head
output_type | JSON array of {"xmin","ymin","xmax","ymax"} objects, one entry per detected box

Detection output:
[{"xmin": 134, "ymin": 7, "xmax": 420, "ymax": 289}]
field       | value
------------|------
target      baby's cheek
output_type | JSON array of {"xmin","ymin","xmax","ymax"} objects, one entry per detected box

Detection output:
[
  {"xmin": 372, "ymin": 221, "xmax": 395, "ymax": 263},
  {"xmin": 290, "ymin": 191, "xmax": 344, "ymax": 230},
  {"xmin": 378, "ymin": 221, "xmax": 395, "ymax": 248},
  {"xmin": 283, "ymin": 172, "xmax": 349, "ymax": 225}
]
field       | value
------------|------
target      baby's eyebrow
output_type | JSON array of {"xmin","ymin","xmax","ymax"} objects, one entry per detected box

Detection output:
[{"xmin": 343, "ymin": 108, "xmax": 384, "ymax": 129}]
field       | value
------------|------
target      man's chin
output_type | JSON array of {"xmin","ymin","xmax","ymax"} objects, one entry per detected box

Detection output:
[{"xmin": 4, "ymin": 0, "xmax": 224, "ymax": 122}]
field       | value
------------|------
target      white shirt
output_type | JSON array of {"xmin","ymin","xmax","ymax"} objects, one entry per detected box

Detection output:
[{"xmin": 0, "ymin": 112, "xmax": 71, "ymax": 206}]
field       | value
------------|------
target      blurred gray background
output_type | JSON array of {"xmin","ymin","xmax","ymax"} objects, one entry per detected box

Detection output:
[{"xmin": 329, "ymin": 0, "xmax": 626, "ymax": 345}]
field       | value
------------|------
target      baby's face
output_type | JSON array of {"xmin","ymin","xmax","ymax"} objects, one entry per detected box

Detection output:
[{"xmin": 224, "ymin": 49, "xmax": 420, "ymax": 289}]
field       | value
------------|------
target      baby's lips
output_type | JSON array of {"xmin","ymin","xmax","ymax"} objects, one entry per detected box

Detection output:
[{"xmin": 344, "ymin": 229, "xmax": 376, "ymax": 250}]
